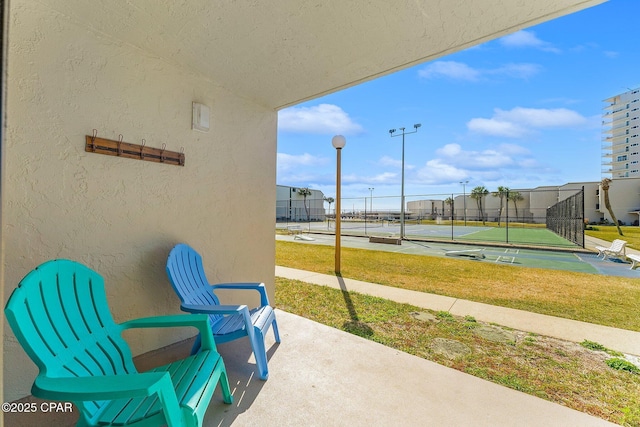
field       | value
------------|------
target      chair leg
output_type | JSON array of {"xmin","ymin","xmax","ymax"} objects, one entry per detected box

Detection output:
[
  {"xmin": 190, "ymin": 333, "xmax": 202, "ymax": 356},
  {"xmin": 272, "ymin": 318, "xmax": 281, "ymax": 343},
  {"xmin": 218, "ymin": 360, "xmax": 234, "ymax": 404},
  {"xmin": 250, "ymin": 328, "xmax": 269, "ymax": 380}
]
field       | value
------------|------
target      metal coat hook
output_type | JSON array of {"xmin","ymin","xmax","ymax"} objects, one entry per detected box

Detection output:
[
  {"xmin": 160, "ymin": 143, "xmax": 166, "ymax": 163},
  {"xmin": 140, "ymin": 139, "xmax": 146, "ymax": 159},
  {"xmin": 90, "ymin": 129, "xmax": 98, "ymax": 152},
  {"xmin": 179, "ymin": 147, "xmax": 185, "ymax": 166},
  {"xmin": 117, "ymin": 134, "xmax": 124, "ymax": 156}
]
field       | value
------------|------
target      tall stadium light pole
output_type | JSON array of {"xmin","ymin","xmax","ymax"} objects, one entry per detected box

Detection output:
[
  {"xmin": 368, "ymin": 187, "xmax": 374, "ymax": 216},
  {"xmin": 389, "ymin": 124, "xmax": 421, "ymax": 239},
  {"xmin": 460, "ymin": 180, "xmax": 469, "ymax": 226},
  {"xmin": 332, "ymin": 135, "xmax": 346, "ymax": 274}
]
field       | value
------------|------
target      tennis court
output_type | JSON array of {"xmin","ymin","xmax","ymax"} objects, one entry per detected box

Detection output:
[
  {"xmin": 276, "ymin": 232, "xmax": 640, "ymax": 278},
  {"xmin": 283, "ymin": 221, "xmax": 581, "ymax": 249}
]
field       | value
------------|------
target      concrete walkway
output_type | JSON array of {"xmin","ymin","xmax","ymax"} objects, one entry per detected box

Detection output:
[{"xmin": 275, "ymin": 265, "xmax": 640, "ymax": 357}]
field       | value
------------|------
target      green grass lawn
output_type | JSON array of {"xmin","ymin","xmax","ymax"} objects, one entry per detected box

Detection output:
[
  {"xmin": 275, "ymin": 240, "xmax": 640, "ymax": 331},
  {"xmin": 276, "ymin": 278, "xmax": 640, "ymax": 426},
  {"xmin": 586, "ymin": 225, "xmax": 640, "ymax": 250},
  {"xmin": 275, "ymin": 238, "xmax": 640, "ymax": 426}
]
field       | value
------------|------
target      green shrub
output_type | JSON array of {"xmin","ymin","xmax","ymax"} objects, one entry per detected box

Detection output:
[
  {"xmin": 580, "ymin": 340, "xmax": 623, "ymax": 356},
  {"xmin": 606, "ymin": 358, "xmax": 640, "ymax": 374},
  {"xmin": 436, "ymin": 311, "xmax": 454, "ymax": 320}
]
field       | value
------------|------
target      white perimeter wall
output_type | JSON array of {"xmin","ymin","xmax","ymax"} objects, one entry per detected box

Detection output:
[{"xmin": 3, "ymin": 2, "xmax": 276, "ymax": 400}]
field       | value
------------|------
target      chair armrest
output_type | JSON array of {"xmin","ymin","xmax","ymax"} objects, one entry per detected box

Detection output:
[
  {"xmin": 181, "ymin": 304, "xmax": 256, "ymax": 340},
  {"xmin": 120, "ymin": 314, "xmax": 216, "ymax": 351},
  {"xmin": 120, "ymin": 313, "xmax": 209, "ymax": 329},
  {"xmin": 33, "ymin": 372, "xmax": 171, "ymax": 402},
  {"xmin": 211, "ymin": 282, "xmax": 270, "ymax": 306},
  {"xmin": 180, "ymin": 303, "xmax": 248, "ymax": 315}
]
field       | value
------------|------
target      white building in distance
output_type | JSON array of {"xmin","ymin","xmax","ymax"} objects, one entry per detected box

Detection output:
[
  {"xmin": 408, "ymin": 179, "xmax": 640, "ymax": 226},
  {"xmin": 603, "ymin": 88, "xmax": 640, "ymax": 179},
  {"xmin": 276, "ymin": 185, "xmax": 326, "ymax": 222}
]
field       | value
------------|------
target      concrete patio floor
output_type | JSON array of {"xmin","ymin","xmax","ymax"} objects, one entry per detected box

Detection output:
[
  {"xmin": 201, "ymin": 309, "xmax": 616, "ymax": 426},
  {"xmin": 5, "ymin": 308, "xmax": 621, "ymax": 426}
]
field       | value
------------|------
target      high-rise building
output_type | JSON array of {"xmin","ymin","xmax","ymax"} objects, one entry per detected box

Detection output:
[{"xmin": 602, "ymin": 88, "xmax": 640, "ymax": 179}]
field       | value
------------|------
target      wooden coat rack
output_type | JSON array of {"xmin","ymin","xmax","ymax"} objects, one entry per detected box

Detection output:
[{"xmin": 85, "ymin": 131, "xmax": 185, "ymax": 166}]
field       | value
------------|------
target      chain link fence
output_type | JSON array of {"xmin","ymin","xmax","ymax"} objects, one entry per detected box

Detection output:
[
  {"xmin": 546, "ymin": 187, "xmax": 584, "ymax": 247},
  {"xmin": 277, "ymin": 187, "xmax": 589, "ymax": 249}
]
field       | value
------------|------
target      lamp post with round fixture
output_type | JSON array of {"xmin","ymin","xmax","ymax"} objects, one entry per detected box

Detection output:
[
  {"xmin": 332, "ymin": 135, "xmax": 346, "ymax": 274},
  {"xmin": 389, "ymin": 124, "xmax": 420, "ymax": 239}
]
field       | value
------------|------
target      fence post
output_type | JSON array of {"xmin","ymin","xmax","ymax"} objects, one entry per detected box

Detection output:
[
  {"xmin": 506, "ymin": 191, "xmax": 509, "ymax": 244},
  {"xmin": 451, "ymin": 194, "xmax": 454, "ymax": 241},
  {"xmin": 581, "ymin": 186, "xmax": 585, "ymax": 248},
  {"xmin": 364, "ymin": 197, "xmax": 367, "ymax": 236}
]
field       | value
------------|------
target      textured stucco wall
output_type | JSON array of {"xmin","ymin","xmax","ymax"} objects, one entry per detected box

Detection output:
[{"xmin": 2, "ymin": 2, "xmax": 276, "ymax": 401}]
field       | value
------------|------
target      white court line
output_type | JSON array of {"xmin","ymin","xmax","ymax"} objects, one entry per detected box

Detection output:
[{"xmin": 496, "ymin": 248, "xmax": 518, "ymax": 263}]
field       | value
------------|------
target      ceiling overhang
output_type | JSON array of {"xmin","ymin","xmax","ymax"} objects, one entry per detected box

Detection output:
[{"xmin": 36, "ymin": 0, "xmax": 605, "ymax": 109}]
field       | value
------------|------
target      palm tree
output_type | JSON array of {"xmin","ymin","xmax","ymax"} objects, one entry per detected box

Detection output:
[
  {"xmin": 444, "ymin": 196, "xmax": 454, "ymax": 220},
  {"xmin": 491, "ymin": 186, "xmax": 509, "ymax": 227},
  {"xmin": 470, "ymin": 186, "xmax": 489, "ymax": 225},
  {"xmin": 601, "ymin": 178, "xmax": 624, "ymax": 236},
  {"xmin": 508, "ymin": 191, "xmax": 524, "ymax": 222},
  {"xmin": 324, "ymin": 196, "xmax": 335, "ymax": 219},
  {"xmin": 297, "ymin": 187, "xmax": 312, "ymax": 222}
]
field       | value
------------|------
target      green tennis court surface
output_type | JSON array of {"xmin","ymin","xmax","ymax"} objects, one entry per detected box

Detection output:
[
  {"xmin": 276, "ymin": 233, "xmax": 640, "ymax": 277},
  {"xmin": 460, "ymin": 227, "xmax": 578, "ymax": 248}
]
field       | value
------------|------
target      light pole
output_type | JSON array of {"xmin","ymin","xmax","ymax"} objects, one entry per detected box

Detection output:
[
  {"xmin": 368, "ymin": 187, "xmax": 374, "ymax": 217},
  {"xmin": 332, "ymin": 135, "xmax": 346, "ymax": 274},
  {"xmin": 389, "ymin": 124, "xmax": 421, "ymax": 239},
  {"xmin": 460, "ymin": 180, "xmax": 469, "ymax": 226}
]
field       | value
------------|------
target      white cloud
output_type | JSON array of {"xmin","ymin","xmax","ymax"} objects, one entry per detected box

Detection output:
[
  {"xmin": 418, "ymin": 61, "xmax": 541, "ymax": 82},
  {"xmin": 436, "ymin": 143, "xmax": 515, "ymax": 169},
  {"xmin": 412, "ymin": 143, "xmax": 538, "ymax": 186},
  {"xmin": 487, "ymin": 63, "xmax": 541, "ymax": 79},
  {"xmin": 498, "ymin": 143, "xmax": 531, "ymax": 156},
  {"xmin": 277, "ymin": 152, "xmax": 328, "ymax": 171},
  {"xmin": 499, "ymin": 30, "xmax": 560, "ymax": 53},
  {"xmin": 467, "ymin": 118, "xmax": 526, "ymax": 138},
  {"xmin": 467, "ymin": 107, "xmax": 588, "ymax": 137},
  {"xmin": 500, "ymin": 30, "xmax": 543, "ymax": 48},
  {"xmin": 415, "ymin": 159, "xmax": 467, "ymax": 183},
  {"xmin": 418, "ymin": 61, "xmax": 481, "ymax": 81},
  {"xmin": 278, "ymin": 104, "xmax": 364, "ymax": 134},
  {"xmin": 370, "ymin": 172, "xmax": 398, "ymax": 183},
  {"xmin": 378, "ymin": 155, "xmax": 415, "ymax": 170},
  {"xmin": 437, "ymin": 143, "xmax": 462, "ymax": 157}
]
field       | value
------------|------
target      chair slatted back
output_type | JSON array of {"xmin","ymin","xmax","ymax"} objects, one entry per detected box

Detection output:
[
  {"xmin": 166, "ymin": 244, "xmax": 222, "ymax": 324},
  {"xmin": 5, "ymin": 260, "xmax": 136, "ymax": 417},
  {"xmin": 612, "ymin": 239, "xmax": 626, "ymax": 251}
]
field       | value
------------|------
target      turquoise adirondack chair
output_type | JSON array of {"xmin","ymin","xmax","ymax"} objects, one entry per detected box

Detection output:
[
  {"xmin": 4, "ymin": 259, "xmax": 233, "ymax": 427},
  {"xmin": 166, "ymin": 244, "xmax": 280, "ymax": 380}
]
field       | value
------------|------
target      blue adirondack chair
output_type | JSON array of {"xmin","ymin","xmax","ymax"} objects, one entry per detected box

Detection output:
[
  {"xmin": 4, "ymin": 259, "xmax": 233, "ymax": 427},
  {"xmin": 166, "ymin": 243, "xmax": 280, "ymax": 380}
]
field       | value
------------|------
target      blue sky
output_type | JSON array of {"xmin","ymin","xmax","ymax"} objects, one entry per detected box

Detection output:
[{"xmin": 276, "ymin": 0, "xmax": 640, "ymax": 208}]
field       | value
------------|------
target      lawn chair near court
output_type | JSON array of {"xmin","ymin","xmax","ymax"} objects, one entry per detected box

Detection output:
[{"xmin": 595, "ymin": 239, "xmax": 627, "ymax": 260}]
